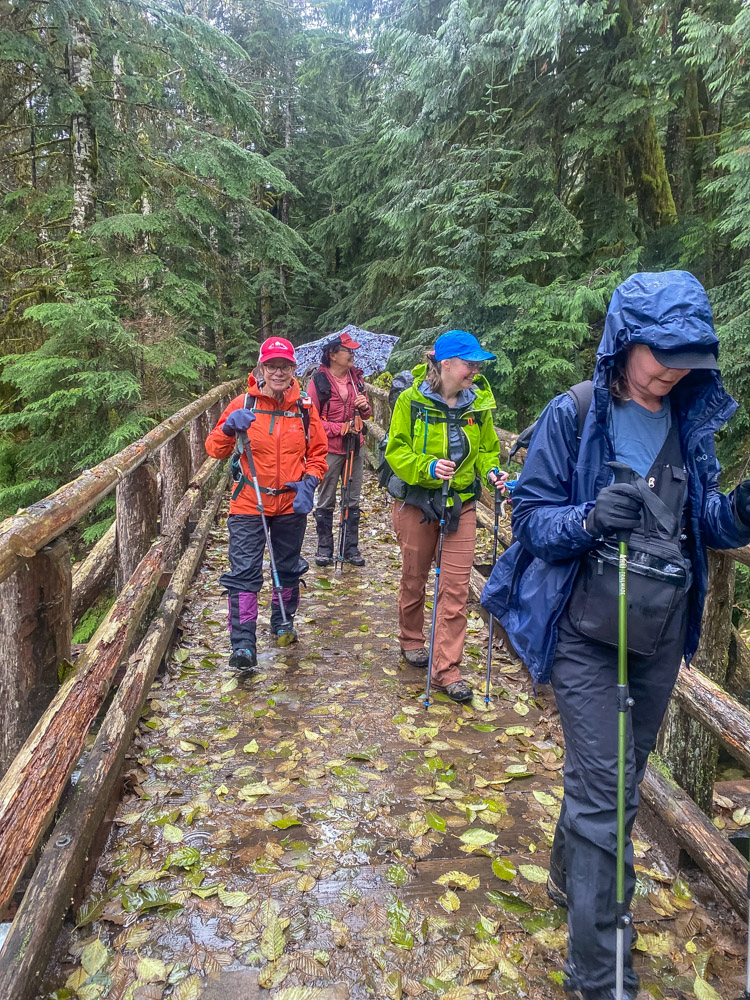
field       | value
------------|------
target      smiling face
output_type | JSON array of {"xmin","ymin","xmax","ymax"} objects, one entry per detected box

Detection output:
[
  {"xmin": 330, "ymin": 346, "xmax": 355, "ymax": 374},
  {"xmin": 440, "ymin": 357, "xmax": 483, "ymax": 395},
  {"xmin": 625, "ymin": 344, "xmax": 690, "ymax": 405},
  {"xmin": 260, "ymin": 359, "xmax": 295, "ymax": 396}
]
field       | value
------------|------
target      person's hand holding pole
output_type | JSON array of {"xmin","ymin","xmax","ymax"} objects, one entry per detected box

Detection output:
[{"xmin": 433, "ymin": 459, "xmax": 455, "ymax": 480}]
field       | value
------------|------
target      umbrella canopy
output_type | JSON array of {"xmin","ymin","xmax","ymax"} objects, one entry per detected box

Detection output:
[{"xmin": 294, "ymin": 326, "xmax": 399, "ymax": 378}]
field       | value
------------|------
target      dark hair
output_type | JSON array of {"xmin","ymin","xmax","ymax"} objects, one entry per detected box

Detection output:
[
  {"xmin": 321, "ymin": 337, "xmax": 342, "ymax": 368},
  {"xmin": 609, "ymin": 350, "xmax": 631, "ymax": 402}
]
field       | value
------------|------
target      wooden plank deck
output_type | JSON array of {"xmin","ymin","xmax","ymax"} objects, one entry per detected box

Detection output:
[{"xmin": 40, "ymin": 475, "xmax": 747, "ymax": 1000}]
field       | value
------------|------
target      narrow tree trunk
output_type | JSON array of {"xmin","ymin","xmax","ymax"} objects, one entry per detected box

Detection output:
[
  {"xmin": 624, "ymin": 114, "xmax": 677, "ymax": 229},
  {"xmin": 68, "ymin": 20, "xmax": 97, "ymax": 233},
  {"xmin": 0, "ymin": 540, "xmax": 71, "ymax": 776},
  {"xmin": 112, "ymin": 51, "xmax": 126, "ymax": 133},
  {"xmin": 189, "ymin": 413, "xmax": 208, "ymax": 478},
  {"xmin": 658, "ymin": 550, "xmax": 735, "ymax": 814}
]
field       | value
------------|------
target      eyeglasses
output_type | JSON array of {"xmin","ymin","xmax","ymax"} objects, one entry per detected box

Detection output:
[
  {"xmin": 263, "ymin": 362, "xmax": 295, "ymax": 374},
  {"xmin": 462, "ymin": 360, "xmax": 484, "ymax": 372}
]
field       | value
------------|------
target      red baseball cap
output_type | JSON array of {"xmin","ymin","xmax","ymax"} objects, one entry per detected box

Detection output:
[
  {"xmin": 328, "ymin": 331, "xmax": 361, "ymax": 351},
  {"xmin": 258, "ymin": 337, "xmax": 297, "ymax": 365}
]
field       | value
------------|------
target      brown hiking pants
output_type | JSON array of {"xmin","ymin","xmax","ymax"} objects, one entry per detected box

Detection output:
[{"xmin": 391, "ymin": 500, "xmax": 476, "ymax": 687}]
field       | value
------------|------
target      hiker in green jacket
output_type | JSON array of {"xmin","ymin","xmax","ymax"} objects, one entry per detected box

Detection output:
[{"xmin": 385, "ymin": 330, "xmax": 506, "ymax": 702}]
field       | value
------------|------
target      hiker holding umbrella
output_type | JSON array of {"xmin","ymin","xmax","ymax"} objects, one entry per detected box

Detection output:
[
  {"xmin": 307, "ymin": 330, "xmax": 372, "ymax": 567},
  {"xmin": 385, "ymin": 330, "xmax": 506, "ymax": 704},
  {"xmin": 205, "ymin": 337, "xmax": 328, "ymax": 672},
  {"xmin": 482, "ymin": 271, "xmax": 750, "ymax": 1000}
]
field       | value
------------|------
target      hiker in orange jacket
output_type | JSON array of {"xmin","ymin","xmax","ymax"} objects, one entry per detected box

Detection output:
[{"xmin": 205, "ymin": 337, "xmax": 328, "ymax": 671}]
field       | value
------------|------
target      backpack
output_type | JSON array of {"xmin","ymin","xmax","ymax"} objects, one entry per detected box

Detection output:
[
  {"xmin": 310, "ymin": 368, "xmax": 366, "ymax": 417},
  {"xmin": 376, "ymin": 370, "xmax": 415, "ymax": 494},
  {"xmin": 230, "ymin": 391, "xmax": 312, "ymax": 500},
  {"xmin": 508, "ymin": 381, "xmax": 593, "ymax": 461}
]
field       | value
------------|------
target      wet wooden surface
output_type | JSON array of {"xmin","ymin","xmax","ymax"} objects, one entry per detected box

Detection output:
[{"xmin": 39, "ymin": 474, "xmax": 747, "ymax": 1000}]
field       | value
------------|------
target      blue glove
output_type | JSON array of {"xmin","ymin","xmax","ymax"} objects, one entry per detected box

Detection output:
[
  {"xmin": 222, "ymin": 409, "xmax": 256, "ymax": 437},
  {"xmin": 285, "ymin": 474, "xmax": 318, "ymax": 515}
]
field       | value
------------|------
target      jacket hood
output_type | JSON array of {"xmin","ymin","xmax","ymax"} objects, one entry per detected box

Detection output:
[
  {"xmin": 409, "ymin": 364, "xmax": 496, "ymax": 410},
  {"xmin": 247, "ymin": 373, "xmax": 302, "ymax": 404},
  {"xmin": 595, "ymin": 270, "xmax": 718, "ymax": 385}
]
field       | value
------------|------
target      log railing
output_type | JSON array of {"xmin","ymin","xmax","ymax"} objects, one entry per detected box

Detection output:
[
  {"xmin": 0, "ymin": 379, "xmax": 241, "ymax": 1000},
  {"xmin": 363, "ymin": 381, "xmax": 750, "ymax": 919}
]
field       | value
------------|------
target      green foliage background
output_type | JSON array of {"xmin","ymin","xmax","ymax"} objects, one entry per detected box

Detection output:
[{"xmin": 2, "ymin": 0, "xmax": 750, "ymax": 515}]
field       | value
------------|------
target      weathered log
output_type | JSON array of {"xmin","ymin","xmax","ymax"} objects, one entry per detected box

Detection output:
[
  {"xmin": 0, "ymin": 544, "xmax": 164, "ymax": 913},
  {"xmin": 658, "ymin": 550, "xmax": 735, "ymax": 814},
  {"xmin": 475, "ymin": 502, "xmax": 514, "ymax": 551},
  {"xmin": 0, "ymin": 378, "xmax": 243, "ymax": 588},
  {"xmin": 724, "ymin": 545, "xmax": 750, "ymax": 569},
  {"xmin": 189, "ymin": 412, "xmax": 208, "ymax": 477},
  {"xmin": 0, "ymin": 470, "xmax": 229, "ymax": 1000},
  {"xmin": 159, "ymin": 430, "xmax": 190, "ymax": 536},
  {"xmin": 728, "ymin": 625, "xmax": 750, "ymax": 702},
  {"xmin": 641, "ymin": 762, "xmax": 749, "ymax": 918},
  {"xmin": 71, "ymin": 522, "xmax": 116, "ymax": 622},
  {"xmin": 116, "ymin": 462, "xmax": 159, "ymax": 588},
  {"xmin": 162, "ymin": 458, "xmax": 223, "ymax": 566},
  {"xmin": 0, "ymin": 540, "xmax": 71, "ymax": 777},
  {"xmin": 671, "ymin": 665, "xmax": 750, "ymax": 774},
  {"xmin": 207, "ymin": 399, "xmax": 222, "ymax": 431}
]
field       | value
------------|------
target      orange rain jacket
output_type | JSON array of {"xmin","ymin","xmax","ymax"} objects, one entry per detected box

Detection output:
[{"xmin": 205, "ymin": 374, "xmax": 328, "ymax": 517}]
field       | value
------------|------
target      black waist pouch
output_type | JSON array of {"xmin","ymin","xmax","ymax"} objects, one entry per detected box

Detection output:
[{"xmin": 568, "ymin": 535, "xmax": 692, "ymax": 656}]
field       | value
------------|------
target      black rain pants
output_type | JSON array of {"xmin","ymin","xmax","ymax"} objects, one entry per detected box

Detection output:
[{"xmin": 549, "ymin": 598, "xmax": 688, "ymax": 994}]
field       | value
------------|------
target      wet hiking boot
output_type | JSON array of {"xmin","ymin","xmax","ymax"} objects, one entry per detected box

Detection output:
[
  {"xmin": 402, "ymin": 647, "xmax": 429, "ymax": 668},
  {"xmin": 314, "ymin": 509, "xmax": 334, "ymax": 566},
  {"xmin": 343, "ymin": 507, "xmax": 365, "ymax": 566},
  {"xmin": 229, "ymin": 645, "xmax": 257, "ymax": 673},
  {"xmin": 271, "ymin": 585, "xmax": 299, "ymax": 646},
  {"xmin": 439, "ymin": 679, "xmax": 473, "ymax": 703}
]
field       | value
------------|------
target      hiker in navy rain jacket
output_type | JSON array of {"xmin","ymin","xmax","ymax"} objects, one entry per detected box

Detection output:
[{"xmin": 482, "ymin": 270, "xmax": 750, "ymax": 1000}]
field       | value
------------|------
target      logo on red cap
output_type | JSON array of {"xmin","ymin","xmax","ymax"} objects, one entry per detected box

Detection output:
[{"xmin": 258, "ymin": 337, "xmax": 297, "ymax": 365}]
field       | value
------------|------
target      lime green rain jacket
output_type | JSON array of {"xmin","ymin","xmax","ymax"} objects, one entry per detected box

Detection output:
[{"xmin": 384, "ymin": 364, "xmax": 500, "ymax": 503}]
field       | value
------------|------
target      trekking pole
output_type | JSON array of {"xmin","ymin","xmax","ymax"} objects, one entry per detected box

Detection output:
[
  {"xmin": 424, "ymin": 478, "xmax": 451, "ymax": 709},
  {"xmin": 729, "ymin": 832, "xmax": 750, "ymax": 1000},
  {"xmin": 335, "ymin": 431, "xmax": 355, "ymax": 571},
  {"xmin": 609, "ymin": 461, "xmax": 635, "ymax": 1000},
  {"xmin": 484, "ymin": 484, "xmax": 505, "ymax": 704},
  {"xmin": 237, "ymin": 431, "xmax": 292, "ymax": 642}
]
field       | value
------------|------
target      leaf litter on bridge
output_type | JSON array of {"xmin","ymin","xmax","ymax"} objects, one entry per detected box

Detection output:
[{"xmin": 43, "ymin": 474, "xmax": 745, "ymax": 1000}]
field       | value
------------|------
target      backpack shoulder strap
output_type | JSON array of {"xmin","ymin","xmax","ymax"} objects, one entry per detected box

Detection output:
[
  {"xmin": 298, "ymin": 391, "xmax": 311, "ymax": 443},
  {"xmin": 565, "ymin": 380, "xmax": 594, "ymax": 441},
  {"xmin": 311, "ymin": 370, "xmax": 332, "ymax": 417}
]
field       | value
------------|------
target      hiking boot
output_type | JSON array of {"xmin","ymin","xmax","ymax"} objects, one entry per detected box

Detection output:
[
  {"xmin": 314, "ymin": 509, "xmax": 334, "ymax": 566},
  {"xmin": 440, "ymin": 679, "xmax": 473, "ymax": 703},
  {"xmin": 276, "ymin": 625, "xmax": 298, "ymax": 647},
  {"xmin": 343, "ymin": 508, "xmax": 365, "ymax": 566},
  {"xmin": 229, "ymin": 646, "xmax": 257, "ymax": 673},
  {"xmin": 402, "ymin": 647, "xmax": 429, "ymax": 668}
]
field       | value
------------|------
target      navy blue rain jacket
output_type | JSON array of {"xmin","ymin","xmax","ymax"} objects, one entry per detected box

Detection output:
[{"xmin": 481, "ymin": 270, "xmax": 750, "ymax": 684}]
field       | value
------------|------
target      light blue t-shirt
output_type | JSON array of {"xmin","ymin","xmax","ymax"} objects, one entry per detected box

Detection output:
[{"xmin": 609, "ymin": 397, "xmax": 671, "ymax": 479}]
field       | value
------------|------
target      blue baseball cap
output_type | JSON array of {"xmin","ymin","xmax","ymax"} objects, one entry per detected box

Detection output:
[{"xmin": 434, "ymin": 330, "xmax": 495, "ymax": 362}]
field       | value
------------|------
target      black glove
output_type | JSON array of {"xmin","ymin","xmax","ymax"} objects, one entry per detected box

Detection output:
[
  {"xmin": 733, "ymin": 479, "xmax": 750, "ymax": 530},
  {"xmin": 586, "ymin": 483, "xmax": 644, "ymax": 538}
]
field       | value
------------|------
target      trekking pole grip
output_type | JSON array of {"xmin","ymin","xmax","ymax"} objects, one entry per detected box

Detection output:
[{"xmin": 607, "ymin": 460, "xmax": 634, "ymax": 545}]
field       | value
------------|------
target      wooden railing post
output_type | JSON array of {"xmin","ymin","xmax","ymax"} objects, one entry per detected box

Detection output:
[
  {"xmin": 189, "ymin": 413, "xmax": 208, "ymax": 478},
  {"xmin": 0, "ymin": 539, "xmax": 71, "ymax": 776},
  {"xmin": 116, "ymin": 463, "xmax": 159, "ymax": 587},
  {"xmin": 160, "ymin": 430, "xmax": 190, "ymax": 537},
  {"xmin": 658, "ymin": 550, "xmax": 736, "ymax": 814}
]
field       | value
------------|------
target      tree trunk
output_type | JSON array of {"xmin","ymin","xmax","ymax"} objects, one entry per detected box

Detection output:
[
  {"xmin": 116, "ymin": 463, "xmax": 159, "ymax": 588},
  {"xmin": 68, "ymin": 20, "xmax": 97, "ymax": 233},
  {"xmin": 0, "ymin": 540, "xmax": 71, "ymax": 776},
  {"xmin": 727, "ymin": 625, "xmax": 750, "ymax": 703},
  {"xmin": 624, "ymin": 114, "xmax": 677, "ymax": 229},
  {"xmin": 189, "ymin": 413, "xmax": 208, "ymax": 478},
  {"xmin": 658, "ymin": 550, "xmax": 735, "ymax": 814}
]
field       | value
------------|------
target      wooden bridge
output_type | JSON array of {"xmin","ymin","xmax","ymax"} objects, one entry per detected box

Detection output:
[{"xmin": 0, "ymin": 380, "xmax": 748, "ymax": 1000}]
